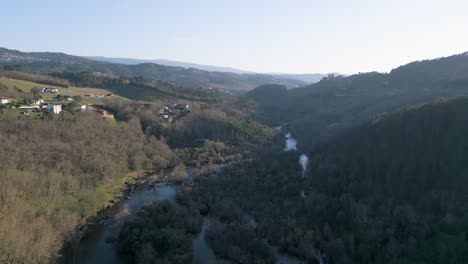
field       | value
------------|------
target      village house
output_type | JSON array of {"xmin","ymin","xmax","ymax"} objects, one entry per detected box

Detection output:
[
  {"xmin": 42, "ymin": 104, "xmax": 62, "ymax": 114},
  {"xmin": 25, "ymin": 98, "xmax": 45, "ymax": 105},
  {"xmin": 0, "ymin": 98, "xmax": 12, "ymax": 104},
  {"xmin": 41, "ymin": 87, "xmax": 59, "ymax": 94},
  {"xmin": 159, "ymin": 103, "xmax": 190, "ymax": 122},
  {"xmin": 33, "ymin": 98, "xmax": 45, "ymax": 105}
]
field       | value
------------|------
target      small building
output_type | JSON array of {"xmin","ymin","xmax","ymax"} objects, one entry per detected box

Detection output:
[
  {"xmin": 26, "ymin": 98, "xmax": 45, "ymax": 105},
  {"xmin": 33, "ymin": 98, "xmax": 45, "ymax": 105},
  {"xmin": 0, "ymin": 98, "xmax": 12, "ymax": 104},
  {"xmin": 19, "ymin": 105, "xmax": 40, "ymax": 110},
  {"xmin": 159, "ymin": 103, "xmax": 190, "ymax": 122},
  {"xmin": 41, "ymin": 88, "xmax": 59, "ymax": 94},
  {"xmin": 162, "ymin": 115, "xmax": 173, "ymax": 122},
  {"xmin": 43, "ymin": 104, "xmax": 62, "ymax": 114}
]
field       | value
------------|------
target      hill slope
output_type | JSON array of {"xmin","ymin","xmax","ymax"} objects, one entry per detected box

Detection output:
[
  {"xmin": 305, "ymin": 96, "xmax": 468, "ymax": 263},
  {"xmin": 169, "ymin": 96, "xmax": 468, "ymax": 264},
  {"xmin": 247, "ymin": 51, "xmax": 468, "ymax": 147},
  {"xmin": 0, "ymin": 47, "xmax": 305, "ymax": 91}
]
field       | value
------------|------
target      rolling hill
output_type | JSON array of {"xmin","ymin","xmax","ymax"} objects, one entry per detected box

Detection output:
[
  {"xmin": 0, "ymin": 47, "xmax": 306, "ymax": 91},
  {"xmin": 87, "ymin": 56, "xmax": 330, "ymax": 84},
  {"xmin": 86, "ymin": 56, "xmax": 253, "ymax": 74}
]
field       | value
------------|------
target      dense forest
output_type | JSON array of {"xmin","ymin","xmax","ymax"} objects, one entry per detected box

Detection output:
[
  {"xmin": 118, "ymin": 96, "xmax": 468, "ymax": 264},
  {"xmin": 117, "ymin": 202, "xmax": 202, "ymax": 264},
  {"xmin": 304, "ymin": 97, "xmax": 468, "ymax": 263},
  {"xmin": 108, "ymin": 100, "xmax": 275, "ymax": 158}
]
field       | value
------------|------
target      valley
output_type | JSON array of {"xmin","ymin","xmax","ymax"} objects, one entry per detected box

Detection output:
[{"xmin": 2, "ymin": 46, "xmax": 468, "ymax": 264}]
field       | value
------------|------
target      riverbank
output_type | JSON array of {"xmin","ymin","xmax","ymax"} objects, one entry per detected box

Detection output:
[
  {"xmin": 54, "ymin": 169, "xmax": 162, "ymax": 262},
  {"xmin": 57, "ymin": 165, "xmax": 225, "ymax": 264},
  {"xmin": 57, "ymin": 169, "xmax": 175, "ymax": 263}
]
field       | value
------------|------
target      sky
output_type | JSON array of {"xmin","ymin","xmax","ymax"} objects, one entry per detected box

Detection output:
[{"xmin": 1, "ymin": 0, "xmax": 468, "ymax": 74}]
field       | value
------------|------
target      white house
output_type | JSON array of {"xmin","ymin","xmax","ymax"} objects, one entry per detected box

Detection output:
[
  {"xmin": 43, "ymin": 104, "xmax": 62, "ymax": 114},
  {"xmin": 30, "ymin": 99, "xmax": 45, "ymax": 105},
  {"xmin": 0, "ymin": 98, "xmax": 12, "ymax": 104},
  {"xmin": 41, "ymin": 88, "xmax": 59, "ymax": 94}
]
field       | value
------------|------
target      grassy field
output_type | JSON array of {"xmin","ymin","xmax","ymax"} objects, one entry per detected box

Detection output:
[{"xmin": 0, "ymin": 77, "xmax": 130, "ymax": 104}]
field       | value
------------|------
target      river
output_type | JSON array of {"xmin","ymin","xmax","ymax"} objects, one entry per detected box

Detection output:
[
  {"xmin": 59, "ymin": 167, "xmax": 218, "ymax": 264},
  {"xmin": 60, "ymin": 132, "xmax": 309, "ymax": 264}
]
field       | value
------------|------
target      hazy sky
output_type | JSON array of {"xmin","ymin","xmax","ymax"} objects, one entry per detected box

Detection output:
[{"xmin": 1, "ymin": 0, "xmax": 467, "ymax": 74}]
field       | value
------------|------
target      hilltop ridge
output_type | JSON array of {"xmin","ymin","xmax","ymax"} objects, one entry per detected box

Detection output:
[{"xmin": 0, "ymin": 47, "xmax": 306, "ymax": 91}]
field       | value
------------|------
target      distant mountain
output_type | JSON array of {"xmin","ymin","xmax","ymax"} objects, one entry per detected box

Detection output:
[
  {"xmin": 87, "ymin": 56, "xmax": 331, "ymax": 84},
  {"xmin": 0, "ymin": 47, "xmax": 306, "ymax": 91},
  {"xmin": 271, "ymin": 73, "xmax": 330, "ymax": 84},
  {"xmin": 87, "ymin": 56, "xmax": 252, "ymax": 74}
]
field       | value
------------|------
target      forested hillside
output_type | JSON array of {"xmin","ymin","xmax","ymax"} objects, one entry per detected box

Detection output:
[
  {"xmin": 108, "ymin": 51, "xmax": 468, "ymax": 264},
  {"xmin": 131, "ymin": 96, "xmax": 468, "ymax": 264},
  {"xmin": 247, "ymin": 51, "xmax": 468, "ymax": 148},
  {"xmin": 305, "ymin": 97, "xmax": 468, "ymax": 263},
  {"xmin": 0, "ymin": 113, "xmax": 175, "ymax": 263}
]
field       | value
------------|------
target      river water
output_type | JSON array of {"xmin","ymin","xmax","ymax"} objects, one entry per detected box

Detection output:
[
  {"xmin": 59, "ymin": 168, "xmax": 217, "ymax": 264},
  {"xmin": 60, "ymin": 133, "xmax": 309, "ymax": 264}
]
